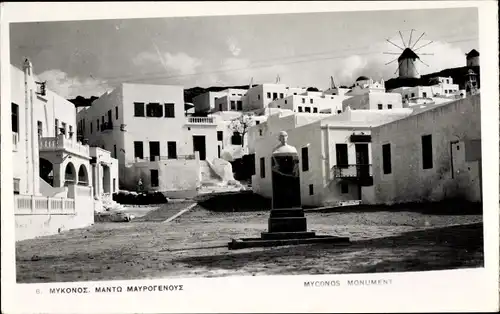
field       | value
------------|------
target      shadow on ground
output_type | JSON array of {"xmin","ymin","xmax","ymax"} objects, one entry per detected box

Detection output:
[{"xmin": 173, "ymin": 223, "xmax": 484, "ymax": 274}]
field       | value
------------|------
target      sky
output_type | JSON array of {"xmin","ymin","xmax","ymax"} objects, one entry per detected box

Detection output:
[{"xmin": 9, "ymin": 7, "xmax": 479, "ymax": 98}]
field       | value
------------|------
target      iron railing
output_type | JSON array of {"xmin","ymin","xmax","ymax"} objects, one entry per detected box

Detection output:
[{"xmin": 332, "ymin": 164, "xmax": 373, "ymax": 178}]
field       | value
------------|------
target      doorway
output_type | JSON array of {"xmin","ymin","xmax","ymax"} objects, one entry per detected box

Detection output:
[
  {"xmin": 149, "ymin": 141, "xmax": 160, "ymax": 161},
  {"xmin": 355, "ymin": 143, "xmax": 369, "ymax": 178},
  {"xmin": 193, "ymin": 135, "xmax": 206, "ymax": 160}
]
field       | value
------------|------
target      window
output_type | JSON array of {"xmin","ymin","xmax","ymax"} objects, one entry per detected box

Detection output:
[
  {"xmin": 37, "ymin": 121, "xmax": 43, "ymax": 138},
  {"xmin": 298, "ymin": 106, "xmax": 303, "ymax": 112},
  {"xmin": 101, "ymin": 116, "xmax": 105, "ymax": 125},
  {"xmin": 97, "ymin": 119, "xmax": 100, "ymax": 131},
  {"xmin": 146, "ymin": 103, "xmax": 163, "ymax": 117},
  {"xmin": 305, "ymin": 107, "xmax": 311, "ymax": 113},
  {"xmin": 11, "ymin": 103, "xmax": 19, "ymax": 133},
  {"xmin": 336, "ymin": 144, "xmax": 348, "ymax": 167},
  {"xmin": 134, "ymin": 141, "xmax": 144, "ymax": 159},
  {"xmin": 341, "ymin": 183, "xmax": 349, "ymax": 194},
  {"xmin": 259, "ymin": 129, "xmax": 263, "ymax": 136},
  {"xmin": 382, "ymin": 143, "xmax": 392, "ymax": 174},
  {"xmin": 61, "ymin": 122, "xmax": 67, "ymax": 136},
  {"xmin": 260, "ymin": 157, "xmax": 265, "ymax": 178},
  {"xmin": 217, "ymin": 131, "xmax": 223, "ymax": 141},
  {"xmin": 167, "ymin": 141, "xmax": 177, "ymax": 159},
  {"xmin": 285, "ymin": 100, "xmax": 287, "ymax": 105},
  {"xmin": 310, "ymin": 99, "xmax": 313, "ymax": 104},
  {"xmin": 313, "ymin": 108, "xmax": 318, "ymax": 113},
  {"xmin": 256, "ymin": 121, "xmax": 260, "ymax": 125},
  {"xmin": 445, "ymin": 90, "xmax": 448, "ymax": 94},
  {"xmin": 302, "ymin": 98, "xmax": 305, "ymax": 104},
  {"xmin": 231, "ymin": 132, "xmax": 242, "ymax": 145},
  {"xmin": 230, "ymin": 101, "xmax": 236, "ymax": 110},
  {"xmin": 219, "ymin": 104, "xmax": 223, "ymax": 111},
  {"xmin": 337, "ymin": 110, "xmax": 342, "ymax": 114},
  {"xmin": 387, "ymin": 104, "xmax": 392, "ymax": 109},
  {"xmin": 422, "ymin": 92, "xmax": 427, "ymax": 98},
  {"xmin": 279, "ymin": 93, "xmax": 284, "ymax": 98},
  {"xmin": 446, "ymin": 79, "xmax": 450, "ymax": 84},
  {"xmin": 115, "ymin": 106, "xmax": 119, "ymax": 119},
  {"xmin": 149, "ymin": 141, "xmax": 160, "ymax": 161},
  {"xmin": 273, "ymin": 92, "xmax": 278, "ymax": 100},
  {"xmin": 302, "ymin": 147, "xmax": 309, "ymax": 172},
  {"xmin": 114, "ymin": 145, "xmax": 117, "ymax": 158},
  {"xmin": 237, "ymin": 101, "xmax": 243, "ymax": 111},
  {"xmin": 134, "ymin": 102, "xmax": 145, "ymax": 117},
  {"xmin": 150, "ymin": 169, "xmax": 159, "ymax": 187},
  {"xmin": 164, "ymin": 103, "xmax": 175, "ymax": 118},
  {"xmin": 378, "ymin": 104, "xmax": 383, "ymax": 110},
  {"xmin": 258, "ymin": 95, "xmax": 261, "ymax": 100},
  {"xmin": 422, "ymin": 134, "xmax": 433, "ymax": 169},
  {"xmin": 90, "ymin": 122, "xmax": 93, "ymax": 134},
  {"xmin": 411, "ymin": 93, "xmax": 415, "ymax": 98},
  {"xmin": 69, "ymin": 125, "xmax": 73, "ymax": 138},
  {"xmin": 267, "ymin": 92, "xmax": 271, "ymax": 99},
  {"xmin": 309, "ymin": 184, "xmax": 314, "ymax": 195},
  {"xmin": 113, "ymin": 179, "xmax": 116, "ymax": 193}
]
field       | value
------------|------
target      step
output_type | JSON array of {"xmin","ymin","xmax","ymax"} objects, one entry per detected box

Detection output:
[
  {"xmin": 261, "ymin": 231, "xmax": 316, "ymax": 240},
  {"xmin": 268, "ymin": 217, "xmax": 307, "ymax": 233}
]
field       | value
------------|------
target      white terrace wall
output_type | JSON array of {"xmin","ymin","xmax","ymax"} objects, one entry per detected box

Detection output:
[
  {"xmin": 370, "ymin": 94, "xmax": 481, "ymax": 204},
  {"xmin": 15, "ymin": 184, "xmax": 95, "ymax": 241}
]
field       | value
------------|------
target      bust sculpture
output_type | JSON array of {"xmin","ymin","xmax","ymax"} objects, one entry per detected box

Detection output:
[{"xmin": 272, "ymin": 131, "xmax": 298, "ymax": 155}]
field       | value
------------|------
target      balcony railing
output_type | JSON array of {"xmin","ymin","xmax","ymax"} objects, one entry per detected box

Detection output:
[
  {"xmin": 39, "ymin": 135, "xmax": 90, "ymax": 157},
  {"xmin": 332, "ymin": 164, "xmax": 373, "ymax": 179},
  {"xmin": 14, "ymin": 194, "xmax": 75, "ymax": 215},
  {"xmin": 101, "ymin": 121, "xmax": 113, "ymax": 132},
  {"xmin": 135, "ymin": 154, "xmax": 197, "ymax": 162},
  {"xmin": 12, "ymin": 132, "xmax": 19, "ymax": 151},
  {"xmin": 187, "ymin": 116, "xmax": 215, "ymax": 124}
]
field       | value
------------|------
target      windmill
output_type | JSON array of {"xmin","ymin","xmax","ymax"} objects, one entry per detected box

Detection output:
[{"xmin": 384, "ymin": 29, "xmax": 434, "ymax": 79}]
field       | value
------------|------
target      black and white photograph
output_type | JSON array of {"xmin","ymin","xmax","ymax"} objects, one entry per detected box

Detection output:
[{"xmin": 1, "ymin": 1, "xmax": 498, "ymax": 313}]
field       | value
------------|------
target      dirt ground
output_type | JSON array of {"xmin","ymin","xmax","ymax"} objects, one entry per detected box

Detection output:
[{"xmin": 16, "ymin": 204, "xmax": 484, "ymax": 283}]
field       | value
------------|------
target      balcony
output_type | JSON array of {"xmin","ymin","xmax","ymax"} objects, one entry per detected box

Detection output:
[
  {"xmin": 101, "ymin": 121, "xmax": 113, "ymax": 132},
  {"xmin": 12, "ymin": 132, "xmax": 19, "ymax": 151},
  {"xmin": 186, "ymin": 116, "xmax": 215, "ymax": 124},
  {"xmin": 39, "ymin": 135, "xmax": 90, "ymax": 158},
  {"xmin": 332, "ymin": 164, "xmax": 373, "ymax": 186},
  {"xmin": 135, "ymin": 154, "xmax": 197, "ymax": 162}
]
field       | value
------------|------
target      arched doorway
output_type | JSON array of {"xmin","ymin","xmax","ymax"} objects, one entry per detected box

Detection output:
[
  {"xmin": 40, "ymin": 158, "xmax": 54, "ymax": 186},
  {"xmin": 64, "ymin": 162, "xmax": 76, "ymax": 186},
  {"xmin": 78, "ymin": 165, "xmax": 89, "ymax": 186}
]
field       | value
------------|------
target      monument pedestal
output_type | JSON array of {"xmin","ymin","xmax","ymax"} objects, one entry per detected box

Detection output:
[
  {"xmin": 228, "ymin": 207, "xmax": 350, "ymax": 250},
  {"xmin": 228, "ymin": 131, "xmax": 350, "ymax": 250}
]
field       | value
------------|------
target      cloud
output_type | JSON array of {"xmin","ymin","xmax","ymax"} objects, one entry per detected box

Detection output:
[
  {"xmin": 37, "ymin": 69, "xmax": 110, "ymax": 98},
  {"xmin": 133, "ymin": 51, "xmax": 202, "ymax": 76},
  {"xmin": 226, "ymin": 37, "xmax": 242, "ymax": 57}
]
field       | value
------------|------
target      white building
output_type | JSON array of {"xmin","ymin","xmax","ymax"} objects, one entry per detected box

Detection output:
[
  {"xmin": 192, "ymin": 90, "xmax": 228, "ymax": 114},
  {"xmin": 10, "ymin": 59, "xmax": 116, "ymax": 241},
  {"xmin": 244, "ymin": 83, "xmax": 307, "ymax": 111},
  {"xmin": 369, "ymin": 94, "xmax": 481, "ymax": 204},
  {"xmin": 250, "ymin": 107, "xmax": 413, "ymax": 207},
  {"xmin": 390, "ymin": 76, "xmax": 464, "ymax": 107},
  {"xmin": 342, "ymin": 76, "xmax": 403, "ymax": 111},
  {"xmin": 77, "ymin": 83, "xmax": 220, "ymax": 194},
  {"xmin": 268, "ymin": 90, "xmax": 351, "ymax": 115},
  {"xmin": 213, "ymin": 88, "xmax": 247, "ymax": 112}
]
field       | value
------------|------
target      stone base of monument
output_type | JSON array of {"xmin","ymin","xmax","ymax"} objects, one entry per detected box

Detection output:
[{"xmin": 228, "ymin": 208, "xmax": 350, "ymax": 250}]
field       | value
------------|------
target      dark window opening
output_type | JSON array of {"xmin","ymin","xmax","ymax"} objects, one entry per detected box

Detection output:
[
  {"xmin": 37, "ymin": 121, "xmax": 43, "ymax": 138},
  {"xmin": 422, "ymin": 92, "xmax": 427, "ymax": 98},
  {"xmin": 114, "ymin": 145, "xmax": 117, "ymax": 158},
  {"xmin": 273, "ymin": 92, "xmax": 278, "ymax": 99},
  {"xmin": 134, "ymin": 141, "xmax": 144, "ymax": 159},
  {"xmin": 260, "ymin": 157, "xmax": 265, "ymax": 178},
  {"xmin": 378, "ymin": 104, "xmax": 383, "ymax": 110},
  {"xmin": 230, "ymin": 101, "xmax": 236, "ymax": 110},
  {"xmin": 231, "ymin": 132, "xmax": 242, "ymax": 145},
  {"xmin": 313, "ymin": 108, "xmax": 318, "ymax": 113},
  {"xmin": 341, "ymin": 183, "xmax": 348, "ymax": 194},
  {"xmin": 11, "ymin": 103, "xmax": 19, "ymax": 133},
  {"xmin": 115, "ymin": 106, "xmax": 119, "ymax": 119},
  {"xmin": 150, "ymin": 170, "xmax": 159, "ymax": 187},
  {"xmin": 302, "ymin": 147, "xmax": 309, "ymax": 172},
  {"xmin": 305, "ymin": 107, "xmax": 311, "ymax": 113},
  {"xmin": 149, "ymin": 141, "xmax": 160, "ymax": 161},
  {"xmin": 167, "ymin": 141, "xmax": 177, "ymax": 159},
  {"xmin": 217, "ymin": 131, "xmax": 223, "ymax": 141},
  {"xmin": 422, "ymin": 134, "xmax": 433, "ymax": 169},
  {"xmin": 382, "ymin": 143, "xmax": 392, "ymax": 174},
  {"xmin": 236, "ymin": 101, "xmax": 243, "ymax": 110},
  {"xmin": 267, "ymin": 92, "xmax": 271, "ymax": 99},
  {"xmin": 388, "ymin": 104, "xmax": 392, "ymax": 109},
  {"xmin": 146, "ymin": 103, "xmax": 163, "ymax": 117},
  {"xmin": 309, "ymin": 184, "xmax": 314, "ymax": 195},
  {"xmin": 336, "ymin": 144, "xmax": 348, "ymax": 168},
  {"xmin": 164, "ymin": 103, "xmax": 175, "ymax": 118},
  {"xmin": 134, "ymin": 102, "xmax": 145, "ymax": 117},
  {"xmin": 298, "ymin": 106, "xmax": 303, "ymax": 112},
  {"xmin": 279, "ymin": 93, "xmax": 284, "ymax": 98}
]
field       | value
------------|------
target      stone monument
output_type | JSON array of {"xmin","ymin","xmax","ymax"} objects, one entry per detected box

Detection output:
[{"xmin": 228, "ymin": 131, "xmax": 350, "ymax": 249}]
